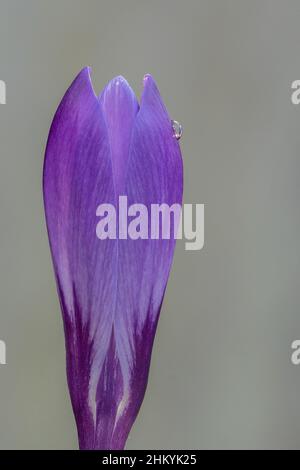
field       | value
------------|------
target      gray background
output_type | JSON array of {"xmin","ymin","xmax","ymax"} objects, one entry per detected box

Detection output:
[{"xmin": 0, "ymin": 0, "xmax": 299, "ymax": 449}]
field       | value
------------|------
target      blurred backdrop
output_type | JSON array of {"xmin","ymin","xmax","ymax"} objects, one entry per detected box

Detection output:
[{"xmin": 0, "ymin": 0, "xmax": 300, "ymax": 449}]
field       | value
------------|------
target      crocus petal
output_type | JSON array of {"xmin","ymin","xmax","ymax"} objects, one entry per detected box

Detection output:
[
  {"xmin": 100, "ymin": 76, "xmax": 139, "ymax": 195},
  {"xmin": 43, "ymin": 68, "xmax": 117, "ymax": 449},
  {"xmin": 43, "ymin": 69, "xmax": 183, "ymax": 450},
  {"xmin": 112, "ymin": 75, "xmax": 183, "ymax": 444}
]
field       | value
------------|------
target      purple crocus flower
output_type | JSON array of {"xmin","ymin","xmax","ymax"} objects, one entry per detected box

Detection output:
[{"xmin": 43, "ymin": 68, "xmax": 183, "ymax": 450}]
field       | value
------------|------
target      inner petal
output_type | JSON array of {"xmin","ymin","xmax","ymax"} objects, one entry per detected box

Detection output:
[{"xmin": 99, "ymin": 76, "xmax": 139, "ymax": 195}]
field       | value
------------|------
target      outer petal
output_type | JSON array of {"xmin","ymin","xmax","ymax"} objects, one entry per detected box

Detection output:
[
  {"xmin": 43, "ymin": 68, "xmax": 117, "ymax": 449},
  {"xmin": 112, "ymin": 75, "xmax": 183, "ymax": 445}
]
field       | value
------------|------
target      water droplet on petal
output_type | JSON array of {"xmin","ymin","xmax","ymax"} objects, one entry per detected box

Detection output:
[{"xmin": 171, "ymin": 120, "xmax": 183, "ymax": 140}]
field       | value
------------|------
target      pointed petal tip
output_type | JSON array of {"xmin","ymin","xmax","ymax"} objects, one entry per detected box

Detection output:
[
  {"xmin": 100, "ymin": 75, "xmax": 138, "ymax": 108},
  {"xmin": 66, "ymin": 66, "xmax": 98, "ymax": 100},
  {"xmin": 142, "ymin": 74, "xmax": 156, "ymax": 91},
  {"xmin": 140, "ymin": 73, "xmax": 165, "ymax": 111},
  {"xmin": 103, "ymin": 75, "xmax": 132, "ymax": 92},
  {"xmin": 143, "ymin": 73, "xmax": 153, "ymax": 83},
  {"xmin": 76, "ymin": 66, "xmax": 91, "ymax": 81},
  {"xmin": 112, "ymin": 75, "xmax": 129, "ymax": 85},
  {"xmin": 144, "ymin": 71, "xmax": 160, "ymax": 86}
]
